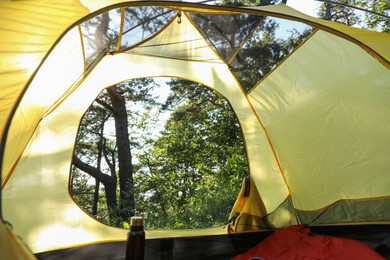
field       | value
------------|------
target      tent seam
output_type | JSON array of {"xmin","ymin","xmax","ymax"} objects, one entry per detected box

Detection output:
[
  {"xmin": 246, "ymin": 28, "xmax": 319, "ymax": 95},
  {"xmin": 227, "ymin": 16, "xmax": 266, "ymax": 65}
]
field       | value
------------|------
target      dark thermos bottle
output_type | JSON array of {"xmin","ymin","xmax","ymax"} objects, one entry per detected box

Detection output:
[{"xmin": 125, "ymin": 216, "xmax": 145, "ymax": 260}]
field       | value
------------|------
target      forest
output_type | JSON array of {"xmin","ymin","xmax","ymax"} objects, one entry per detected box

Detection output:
[
  {"xmin": 70, "ymin": 78, "xmax": 249, "ymax": 229},
  {"xmin": 69, "ymin": 0, "xmax": 389, "ymax": 230}
]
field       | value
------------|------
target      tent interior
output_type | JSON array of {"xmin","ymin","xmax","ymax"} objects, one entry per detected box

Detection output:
[{"xmin": 1, "ymin": 0, "xmax": 390, "ymax": 259}]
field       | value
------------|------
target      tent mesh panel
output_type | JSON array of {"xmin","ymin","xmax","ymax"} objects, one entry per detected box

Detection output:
[
  {"xmin": 230, "ymin": 17, "xmax": 314, "ymax": 92},
  {"xmin": 80, "ymin": 7, "xmax": 314, "ymax": 91},
  {"xmin": 80, "ymin": 7, "xmax": 176, "ymax": 68},
  {"xmin": 189, "ymin": 13, "xmax": 314, "ymax": 92},
  {"xmin": 80, "ymin": 9, "xmax": 122, "ymax": 67},
  {"xmin": 188, "ymin": 13, "xmax": 264, "ymax": 63},
  {"xmin": 120, "ymin": 6, "xmax": 176, "ymax": 50}
]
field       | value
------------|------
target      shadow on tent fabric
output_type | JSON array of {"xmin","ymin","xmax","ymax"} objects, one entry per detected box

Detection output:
[{"xmin": 0, "ymin": 220, "xmax": 36, "ymax": 260}]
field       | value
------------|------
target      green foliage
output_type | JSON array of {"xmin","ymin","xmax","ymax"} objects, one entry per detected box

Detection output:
[
  {"xmin": 70, "ymin": 169, "xmax": 95, "ymax": 213},
  {"xmin": 359, "ymin": 0, "xmax": 389, "ymax": 33},
  {"xmin": 134, "ymin": 80, "xmax": 248, "ymax": 229},
  {"xmin": 317, "ymin": 0, "xmax": 389, "ymax": 33},
  {"xmin": 231, "ymin": 18, "xmax": 313, "ymax": 92},
  {"xmin": 71, "ymin": 78, "xmax": 248, "ymax": 229},
  {"xmin": 70, "ymin": 168, "xmax": 112, "ymax": 224}
]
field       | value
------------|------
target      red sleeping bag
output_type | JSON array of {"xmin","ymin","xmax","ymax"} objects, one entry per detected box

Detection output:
[{"xmin": 233, "ymin": 225, "xmax": 384, "ymax": 260}]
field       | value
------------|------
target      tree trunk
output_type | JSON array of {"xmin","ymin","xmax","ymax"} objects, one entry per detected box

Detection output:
[
  {"xmin": 325, "ymin": 1, "xmax": 332, "ymax": 20},
  {"xmin": 92, "ymin": 180, "xmax": 100, "ymax": 216},
  {"xmin": 104, "ymin": 177, "xmax": 120, "ymax": 224},
  {"xmin": 107, "ymin": 86, "xmax": 135, "ymax": 222},
  {"xmin": 72, "ymin": 156, "xmax": 118, "ymax": 221}
]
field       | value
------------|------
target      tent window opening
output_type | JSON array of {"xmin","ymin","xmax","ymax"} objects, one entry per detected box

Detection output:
[{"xmin": 69, "ymin": 78, "xmax": 249, "ymax": 230}]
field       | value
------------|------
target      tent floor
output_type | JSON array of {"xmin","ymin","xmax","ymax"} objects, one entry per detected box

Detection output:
[{"xmin": 35, "ymin": 224, "xmax": 390, "ymax": 260}]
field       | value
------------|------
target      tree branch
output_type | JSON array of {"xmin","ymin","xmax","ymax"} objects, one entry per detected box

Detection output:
[
  {"xmin": 316, "ymin": 0, "xmax": 390, "ymax": 19},
  {"xmin": 73, "ymin": 156, "xmax": 114, "ymax": 185},
  {"xmin": 96, "ymin": 98, "xmax": 116, "ymax": 114},
  {"xmin": 101, "ymin": 139, "xmax": 117, "ymax": 177}
]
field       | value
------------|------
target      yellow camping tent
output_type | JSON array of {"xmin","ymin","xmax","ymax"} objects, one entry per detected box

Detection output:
[{"xmin": 1, "ymin": 0, "xmax": 389, "ymax": 257}]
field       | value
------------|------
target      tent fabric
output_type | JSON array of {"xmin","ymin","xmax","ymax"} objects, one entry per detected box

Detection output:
[
  {"xmin": 296, "ymin": 198, "xmax": 390, "ymax": 225},
  {"xmin": 0, "ymin": 220, "xmax": 36, "ymax": 260},
  {"xmin": 0, "ymin": 1, "xmax": 89, "ymax": 185},
  {"xmin": 249, "ymin": 29, "xmax": 390, "ymax": 210},
  {"xmin": 1, "ymin": 0, "xmax": 389, "ymax": 255}
]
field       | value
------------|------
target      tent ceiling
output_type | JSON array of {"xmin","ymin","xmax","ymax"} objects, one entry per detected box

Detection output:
[
  {"xmin": 1, "ymin": 2, "xmax": 389, "ymax": 154},
  {"xmin": 78, "ymin": 5, "xmax": 315, "ymax": 91}
]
